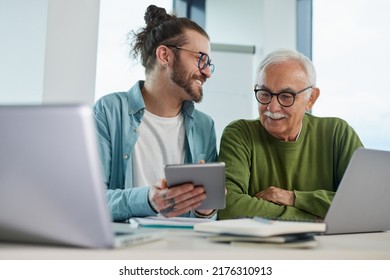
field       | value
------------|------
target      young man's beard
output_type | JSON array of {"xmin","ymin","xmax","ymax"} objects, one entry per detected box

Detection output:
[{"xmin": 170, "ymin": 59, "xmax": 204, "ymax": 103}]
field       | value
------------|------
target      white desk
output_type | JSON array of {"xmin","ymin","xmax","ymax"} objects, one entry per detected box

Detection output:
[{"xmin": 1, "ymin": 228, "xmax": 390, "ymax": 260}]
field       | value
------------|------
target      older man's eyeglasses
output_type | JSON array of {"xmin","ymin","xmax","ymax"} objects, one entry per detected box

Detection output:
[
  {"xmin": 166, "ymin": 45, "xmax": 215, "ymax": 74},
  {"xmin": 254, "ymin": 85, "xmax": 313, "ymax": 107}
]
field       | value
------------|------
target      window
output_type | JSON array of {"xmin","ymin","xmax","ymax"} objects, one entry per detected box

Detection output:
[
  {"xmin": 95, "ymin": 0, "xmax": 173, "ymax": 102},
  {"xmin": 312, "ymin": 0, "xmax": 390, "ymax": 150}
]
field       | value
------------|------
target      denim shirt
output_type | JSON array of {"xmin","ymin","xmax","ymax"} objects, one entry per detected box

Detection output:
[{"xmin": 93, "ymin": 81, "xmax": 218, "ymax": 221}]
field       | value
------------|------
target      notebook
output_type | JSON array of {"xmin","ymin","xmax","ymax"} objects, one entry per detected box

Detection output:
[
  {"xmin": 129, "ymin": 216, "xmax": 212, "ymax": 229},
  {"xmin": 0, "ymin": 105, "xmax": 164, "ymax": 248},
  {"xmin": 323, "ymin": 147, "xmax": 390, "ymax": 234},
  {"xmin": 194, "ymin": 217, "xmax": 326, "ymax": 237},
  {"xmin": 193, "ymin": 217, "xmax": 325, "ymax": 248}
]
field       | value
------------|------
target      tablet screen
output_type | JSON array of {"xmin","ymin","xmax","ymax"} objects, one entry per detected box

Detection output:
[{"xmin": 164, "ymin": 162, "xmax": 226, "ymax": 210}]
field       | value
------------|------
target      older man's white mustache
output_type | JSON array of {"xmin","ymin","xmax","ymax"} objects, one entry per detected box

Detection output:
[{"xmin": 264, "ymin": 111, "xmax": 288, "ymax": 120}]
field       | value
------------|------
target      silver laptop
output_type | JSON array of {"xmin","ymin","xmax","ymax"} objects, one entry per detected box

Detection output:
[
  {"xmin": 0, "ymin": 105, "xmax": 164, "ymax": 248},
  {"xmin": 324, "ymin": 147, "xmax": 390, "ymax": 234}
]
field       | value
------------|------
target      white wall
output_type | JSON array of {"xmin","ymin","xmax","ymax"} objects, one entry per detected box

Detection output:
[
  {"xmin": 206, "ymin": 0, "xmax": 296, "ymax": 71},
  {"xmin": 199, "ymin": 47, "xmax": 255, "ymax": 148},
  {"xmin": 199, "ymin": 0, "xmax": 296, "ymax": 145},
  {"xmin": 0, "ymin": 0, "xmax": 100, "ymax": 105},
  {"xmin": 0, "ymin": 0, "xmax": 48, "ymax": 104},
  {"xmin": 42, "ymin": 0, "xmax": 100, "ymax": 105}
]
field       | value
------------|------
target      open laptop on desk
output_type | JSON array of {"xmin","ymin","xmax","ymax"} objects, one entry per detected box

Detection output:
[
  {"xmin": 323, "ymin": 147, "xmax": 390, "ymax": 235},
  {"xmin": 0, "ymin": 105, "xmax": 164, "ymax": 248}
]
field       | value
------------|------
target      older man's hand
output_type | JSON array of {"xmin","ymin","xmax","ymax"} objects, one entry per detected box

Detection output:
[{"xmin": 255, "ymin": 186, "xmax": 295, "ymax": 206}]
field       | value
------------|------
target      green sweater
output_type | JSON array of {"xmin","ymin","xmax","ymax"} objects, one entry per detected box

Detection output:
[{"xmin": 218, "ymin": 113, "xmax": 364, "ymax": 220}]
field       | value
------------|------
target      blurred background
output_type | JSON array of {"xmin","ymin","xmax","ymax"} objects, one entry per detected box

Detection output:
[{"xmin": 1, "ymin": 0, "xmax": 389, "ymax": 150}]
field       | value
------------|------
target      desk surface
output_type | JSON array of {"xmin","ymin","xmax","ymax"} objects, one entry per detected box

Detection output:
[{"xmin": 1, "ymin": 227, "xmax": 390, "ymax": 260}]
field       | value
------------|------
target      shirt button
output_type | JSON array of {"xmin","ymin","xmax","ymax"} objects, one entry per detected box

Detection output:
[{"xmin": 123, "ymin": 154, "xmax": 129, "ymax": 160}]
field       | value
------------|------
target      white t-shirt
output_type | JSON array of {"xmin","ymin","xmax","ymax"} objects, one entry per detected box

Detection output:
[{"xmin": 132, "ymin": 110, "xmax": 185, "ymax": 187}]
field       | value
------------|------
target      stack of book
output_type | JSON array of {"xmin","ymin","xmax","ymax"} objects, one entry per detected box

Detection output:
[{"xmin": 194, "ymin": 217, "xmax": 327, "ymax": 248}]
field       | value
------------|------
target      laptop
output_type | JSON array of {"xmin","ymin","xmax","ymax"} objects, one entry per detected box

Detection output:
[
  {"xmin": 324, "ymin": 147, "xmax": 390, "ymax": 234},
  {"xmin": 0, "ymin": 105, "xmax": 164, "ymax": 248}
]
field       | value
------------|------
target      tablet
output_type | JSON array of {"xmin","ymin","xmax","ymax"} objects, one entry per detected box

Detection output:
[{"xmin": 164, "ymin": 162, "xmax": 226, "ymax": 210}]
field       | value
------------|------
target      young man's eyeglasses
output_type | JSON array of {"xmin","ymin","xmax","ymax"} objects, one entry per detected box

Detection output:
[
  {"xmin": 165, "ymin": 45, "xmax": 215, "ymax": 74},
  {"xmin": 254, "ymin": 85, "xmax": 313, "ymax": 107}
]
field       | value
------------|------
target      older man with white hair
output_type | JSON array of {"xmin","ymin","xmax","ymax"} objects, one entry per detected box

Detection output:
[{"xmin": 218, "ymin": 48, "xmax": 363, "ymax": 220}]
